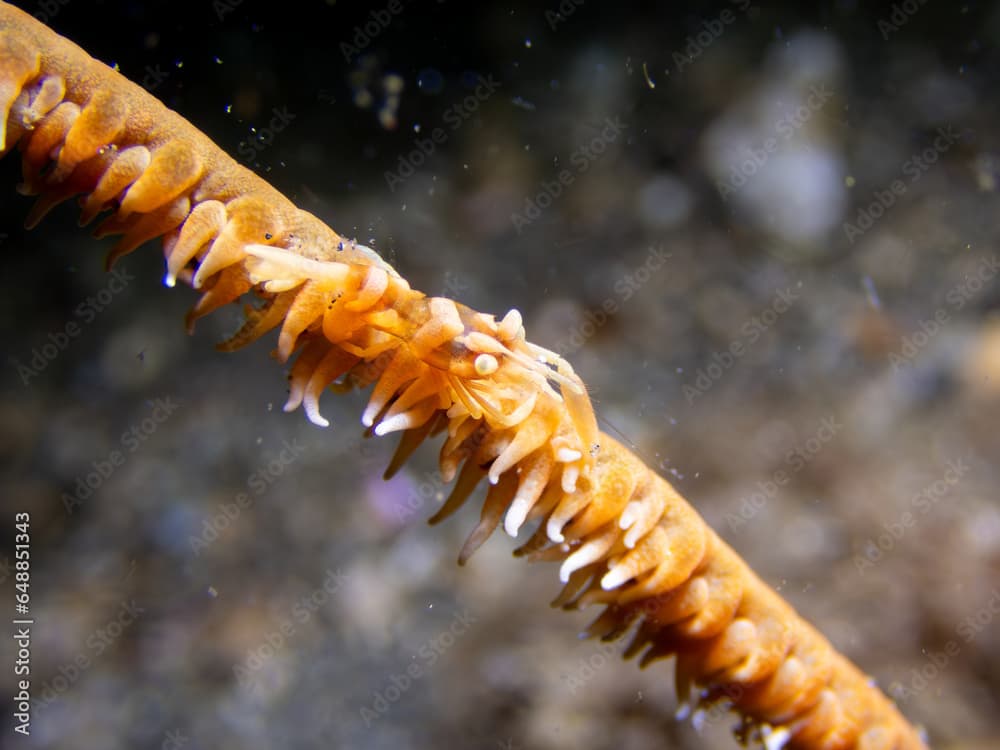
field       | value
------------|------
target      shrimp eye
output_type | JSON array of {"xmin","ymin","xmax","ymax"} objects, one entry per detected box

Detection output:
[{"xmin": 474, "ymin": 353, "xmax": 499, "ymax": 376}]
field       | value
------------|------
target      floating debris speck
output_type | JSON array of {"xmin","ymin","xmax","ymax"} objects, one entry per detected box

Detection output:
[{"xmin": 511, "ymin": 96, "xmax": 536, "ymax": 111}]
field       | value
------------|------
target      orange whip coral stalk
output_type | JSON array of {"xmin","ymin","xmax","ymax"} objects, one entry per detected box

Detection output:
[{"xmin": 0, "ymin": 3, "xmax": 929, "ymax": 748}]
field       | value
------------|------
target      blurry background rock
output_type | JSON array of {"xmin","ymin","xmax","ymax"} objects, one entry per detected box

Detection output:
[{"xmin": 1, "ymin": 1, "xmax": 998, "ymax": 749}]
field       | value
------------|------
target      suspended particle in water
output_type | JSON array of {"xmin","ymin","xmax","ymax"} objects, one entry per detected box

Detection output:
[
  {"xmin": 642, "ymin": 62, "xmax": 656, "ymax": 89},
  {"xmin": 862, "ymin": 276, "xmax": 881, "ymax": 310},
  {"xmin": 417, "ymin": 68, "xmax": 444, "ymax": 94}
]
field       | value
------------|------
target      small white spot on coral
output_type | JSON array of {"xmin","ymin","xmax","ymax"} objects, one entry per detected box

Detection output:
[
  {"xmin": 474, "ymin": 353, "xmax": 499, "ymax": 376},
  {"xmin": 762, "ymin": 726, "xmax": 791, "ymax": 750},
  {"xmin": 556, "ymin": 448, "xmax": 582, "ymax": 463},
  {"xmin": 674, "ymin": 701, "xmax": 692, "ymax": 721}
]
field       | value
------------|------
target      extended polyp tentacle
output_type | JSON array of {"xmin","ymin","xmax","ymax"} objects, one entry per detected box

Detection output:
[
  {"xmin": 217, "ymin": 289, "xmax": 299, "ymax": 353},
  {"xmin": 487, "ymin": 409, "xmax": 557, "ymax": 485},
  {"xmin": 186, "ymin": 266, "xmax": 253, "ymax": 332},
  {"xmin": 52, "ymin": 88, "xmax": 128, "ymax": 181},
  {"xmin": 720, "ymin": 602, "xmax": 793, "ymax": 685},
  {"xmin": 698, "ymin": 618, "xmax": 764, "ymax": 680},
  {"xmin": 284, "ymin": 338, "xmax": 331, "ymax": 413},
  {"xmin": 561, "ymin": 448, "xmax": 645, "ymax": 541},
  {"xmin": 383, "ymin": 412, "xmax": 444, "ymax": 480},
  {"xmin": 18, "ymin": 101, "xmax": 79, "ymax": 190},
  {"xmin": 512, "ymin": 519, "xmax": 557, "ymax": 559},
  {"xmin": 644, "ymin": 576, "xmax": 710, "ymax": 628},
  {"xmin": 581, "ymin": 602, "xmax": 629, "ymax": 639},
  {"xmin": 394, "ymin": 369, "xmax": 450, "ymax": 417},
  {"xmin": 536, "ymin": 472, "xmax": 587, "ymax": 543},
  {"xmin": 438, "ymin": 419, "xmax": 487, "ymax": 482},
  {"xmin": 739, "ymin": 652, "xmax": 816, "ymax": 720},
  {"xmin": 458, "ymin": 471, "xmax": 518, "ymax": 564},
  {"xmin": 193, "ymin": 196, "xmax": 284, "ymax": 288},
  {"xmin": 428, "ymin": 458, "xmax": 488, "ymax": 526},
  {"xmin": 361, "ymin": 348, "xmax": 425, "ymax": 428},
  {"xmin": 105, "ymin": 194, "xmax": 191, "ymax": 269},
  {"xmin": 738, "ymin": 641, "xmax": 833, "ymax": 728},
  {"xmin": 276, "ymin": 281, "xmax": 330, "ymax": 361},
  {"xmin": 615, "ymin": 526, "xmax": 707, "ymax": 606},
  {"xmin": 558, "ymin": 523, "xmax": 621, "ymax": 584},
  {"xmin": 165, "ymin": 199, "xmax": 227, "ymax": 286},
  {"xmin": 503, "ymin": 447, "xmax": 555, "ymax": 537},
  {"xmin": 79, "ymin": 145, "xmax": 152, "ymax": 225},
  {"xmin": 671, "ymin": 535, "xmax": 745, "ymax": 639},
  {"xmin": 786, "ymin": 687, "xmax": 853, "ymax": 750},
  {"xmin": 619, "ymin": 481, "xmax": 671, "ymax": 549},
  {"xmin": 550, "ymin": 565, "xmax": 598, "ymax": 608},
  {"xmin": 373, "ymin": 395, "xmax": 440, "ymax": 437},
  {"xmin": 118, "ymin": 139, "xmax": 204, "ymax": 217},
  {"xmin": 601, "ymin": 524, "xmax": 682, "ymax": 592},
  {"xmin": 22, "ymin": 148, "xmax": 114, "ymax": 228},
  {"xmin": 301, "ymin": 345, "xmax": 360, "ymax": 427}
]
